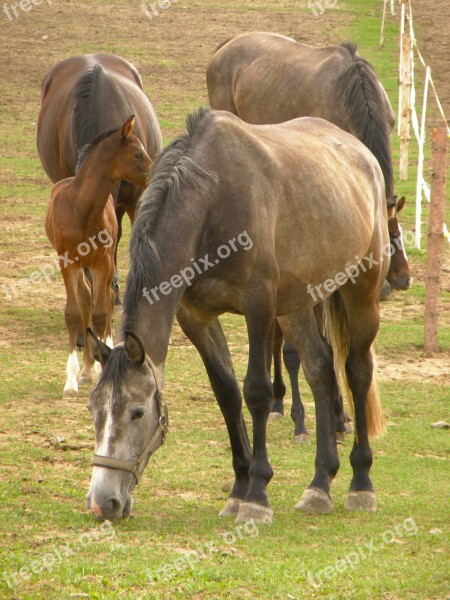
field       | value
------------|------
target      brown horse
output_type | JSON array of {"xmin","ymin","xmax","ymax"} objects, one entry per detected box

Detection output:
[
  {"xmin": 207, "ymin": 32, "xmax": 411, "ymax": 291},
  {"xmin": 85, "ymin": 108, "xmax": 388, "ymax": 523},
  {"xmin": 45, "ymin": 116, "xmax": 152, "ymax": 398},
  {"xmin": 37, "ymin": 53, "xmax": 162, "ymax": 301}
]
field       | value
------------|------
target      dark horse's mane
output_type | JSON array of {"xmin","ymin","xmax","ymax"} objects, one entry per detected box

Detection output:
[
  {"xmin": 122, "ymin": 107, "xmax": 218, "ymax": 332},
  {"xmin": 73, "ymin": 64, "xmax": 105, "ymax": 156},
  {"xmin": 338, "ymin": 42, "xmax": 393, "ymax": 198},
  {"xmin": 75, "ymin": 126, "xmax": 119, "ymax": 171}
]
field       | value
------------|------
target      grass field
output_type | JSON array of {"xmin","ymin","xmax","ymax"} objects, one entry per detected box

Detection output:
[{"xmin": 0, "ymin": 1, "xmax": 449, "ymax": 599}]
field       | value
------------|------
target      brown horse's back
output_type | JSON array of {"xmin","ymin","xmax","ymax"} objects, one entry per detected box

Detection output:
[
  {"xmin": 207, "ymin": 33, "xmax": 354, "ymax": 126},
  {"xmin": 37, "ymin": 54, "xmax": 161, "ymax": 182}
]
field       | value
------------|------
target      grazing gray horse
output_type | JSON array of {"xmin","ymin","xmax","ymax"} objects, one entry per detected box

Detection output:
[{"xmin": 86, "ymin": 108, "xmax": 388, "ymax": 524}]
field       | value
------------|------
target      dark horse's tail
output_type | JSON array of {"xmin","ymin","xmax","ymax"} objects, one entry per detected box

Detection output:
[{"xmin": 339, "ymin": 43, "xmax": 393, "ymax": 199}]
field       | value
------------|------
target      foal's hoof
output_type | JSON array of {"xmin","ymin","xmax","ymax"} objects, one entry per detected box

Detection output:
[
  {"xmin": 222, "ymin": 480, "xmax": 234, "ymax": 493},
  {"xmin": 235, "ymin": 502, "xmax": 273, "ymax": 524},
  {"xmin": 345, "ymin": 491, "xmax": 377, "ymax": 512},
  {"xmin": 336, "ymin": 431, "xmax": 346, "ymax": 444},
  {"xmin": 63, "ymin": 389, "xmax": 78, "ymax": 399},
  {"xmin": 78, "ymin": 372, "xmax": 93, "ymax": 385},
  {"xmin": 295, "ymin": 488, "xmax": 333, "ymax": 514},
  {"xmin": 295, "ymin": 433, "xmax": 311, "ymax": 444},
  {"xmin": 219, "ymin": 497, "xmax": 241, "ymax": 517},
  {"xmin": 269, "ymin": 412, "xmax": 284, "ymax": 421}
]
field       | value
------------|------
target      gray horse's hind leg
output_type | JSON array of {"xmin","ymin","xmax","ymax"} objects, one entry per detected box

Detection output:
[{"xmin": 176, "ymin": 307, "xmax": 252, "ymax": 518}]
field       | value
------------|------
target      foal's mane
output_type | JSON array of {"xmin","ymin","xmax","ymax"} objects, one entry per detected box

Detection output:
[
  {"xmin": 73, "ymin": 64, "xmax": 105, "ymax": 155},
  {"xmin": 122, "ymin": 107, "xmax": 217, "ymax": 331},
  {"xmin": 75, "ymin": 126, "xmax": 119, "ymax": 171},
  {"xmin": 338, "ymin": 42, "xmax": 394, "ymax": 199}
]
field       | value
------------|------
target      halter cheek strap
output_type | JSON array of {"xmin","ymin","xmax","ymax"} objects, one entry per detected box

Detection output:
[{"xmin": 91, "ymin": 347, "xmax": 168, "ymax": 484}]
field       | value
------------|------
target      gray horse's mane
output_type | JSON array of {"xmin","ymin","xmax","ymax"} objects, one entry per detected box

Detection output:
[{"xmin": 122, "ymin": 107, "xmax": 218, "ymax": 331}]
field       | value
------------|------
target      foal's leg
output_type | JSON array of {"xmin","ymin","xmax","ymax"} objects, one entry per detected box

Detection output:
[
  {"xmin": 283, "ymin": 341, "xmax": 310, "ymax": 443},
  {"xmin": 61, "ymin": 268, "xmax": 81, "ymax": 398},
  {"xmin": 76, "ymin": 269, "xmax": 95, "ymax": 384},
  {"xmin": 90, "ymin": 258, "xmax": 115, "ymax": 361},
  {"xmin": 279, "ymin": 309, "xmax": 339, "ymax": 514},
  {"xmin": 176, "ymin": 307, "xmax": 252, "ymax": 517},
  {"xmin": 270, "ymin": 321, "xmax": 286, "ymax": 417}
]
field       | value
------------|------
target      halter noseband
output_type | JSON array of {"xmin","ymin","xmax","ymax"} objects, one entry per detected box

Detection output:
[{"xmin": 91, "ymin": 347, "xmax": 168, "ymax": 484}]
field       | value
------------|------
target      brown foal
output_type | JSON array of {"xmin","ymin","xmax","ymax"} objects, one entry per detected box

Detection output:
[{"xmin": 45, "ymin": 116, "xmax": 152, "ymax": 398}]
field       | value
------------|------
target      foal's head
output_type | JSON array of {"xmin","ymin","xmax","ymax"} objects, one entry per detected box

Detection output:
[
  {"xmin": 109, "ymin": 115, "xmax": 153, "ymax": 188},
  {"xmin": 386, "ymin": 195, "xmax": 412, "ymax": 290},
  {"xmin": 85, "ymin": 330, "xmax": 167, "ymax": 521}
]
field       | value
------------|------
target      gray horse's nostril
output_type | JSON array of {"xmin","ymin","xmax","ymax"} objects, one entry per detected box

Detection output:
[{"xmin": 109, "ymin": 497, "xmax": 121, "ymax": 513}]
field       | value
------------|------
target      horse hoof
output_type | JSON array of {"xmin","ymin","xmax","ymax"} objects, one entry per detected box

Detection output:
[
  {"xmin": 345, "ymin": 422, "xmax": 354, "ymax": 434},
  {"xmin": 63, "ymin": 389, "xmax": 78, "ymax": 399},
  {"xmin": 222, "ymin": 480, "xmax": 234, "ymax": 493},
  {"xmin": 336, "ymin": 431, "xmax": 346, "ymax": 444},
  {"xmin": 295, "ymin": 488, "xmax": 333, "ymax": 514},
  {"xmin": 295, "ymin": 433, "xmax": 311, "ymax": 444},
  {"xmin": 345, "ymin": 491, "xmax": 377, "ymax": 512},
  {"xmin": 235, "ymin": 502, "xmax": 273, "ymax": 524},
  {"xmin": 219, "ymin": 497, "xmax": 241, "ymax": 517},
  {"xmin": 78, "ymin": 372, "xmax": 93, "ymax": 385},
  {"xmin": 268, "ymin": 412, "xmax": 283, "ymax": 421}
]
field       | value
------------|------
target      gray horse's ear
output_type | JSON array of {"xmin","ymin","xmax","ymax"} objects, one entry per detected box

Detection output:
[
  {"xmin": 124, "ymin": 331, "xmax": 145, "ymax": 366},
  {"xmin": 86, "ymin": 328, "xmax": 111, "ymax": 366}
]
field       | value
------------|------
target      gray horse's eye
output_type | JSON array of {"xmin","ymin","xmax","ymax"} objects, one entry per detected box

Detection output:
[{"xmin": 131, "ymin": 407, "xmax": 145, "ymax": 420}]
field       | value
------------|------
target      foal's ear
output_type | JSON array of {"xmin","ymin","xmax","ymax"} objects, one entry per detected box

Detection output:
[
  {"xmin": 121, "ymin": 115, "xmax": 136, "ymax": 139},
  {"xmin": 124, "ymin": 331, "xmax": 145, "ymax": 366},
  {"xmin": 86, "ymin": 328, "xmax": 112, "ymax": 366},
  {"xmin": 396, "ymin": 196, "xmax": 406, "ymax": 213}
]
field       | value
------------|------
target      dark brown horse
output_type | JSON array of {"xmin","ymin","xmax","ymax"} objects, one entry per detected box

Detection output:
[
  {"xmin": 37, "ymin": 53, "xmax": 162, "ymax": 301},
  {"xmin": 85, "ymin": 108, "xmax": 388, "ymax": 524},
  {"xmin": 45, "ymin": 117, "xmax": 152, "ymax": 398}
]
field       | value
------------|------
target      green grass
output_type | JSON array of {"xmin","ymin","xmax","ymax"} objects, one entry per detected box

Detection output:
[{"xmin": 0, "ymin": 1, "xmax": 449, "ymax": 599}]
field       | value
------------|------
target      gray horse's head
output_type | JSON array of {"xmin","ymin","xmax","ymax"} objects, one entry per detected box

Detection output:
[{"xmin": 85, "ymin": 330, "xmax": 167, "ymax": 521}]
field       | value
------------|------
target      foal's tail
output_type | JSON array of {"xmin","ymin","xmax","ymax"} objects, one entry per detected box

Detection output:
[
  {"xmin": 324, "ymin": 292, "xmax": 386, "ymax": 440},
  {"xmin": 339, "ymin": 43, "xmax": 394, "ymax": 199}
]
